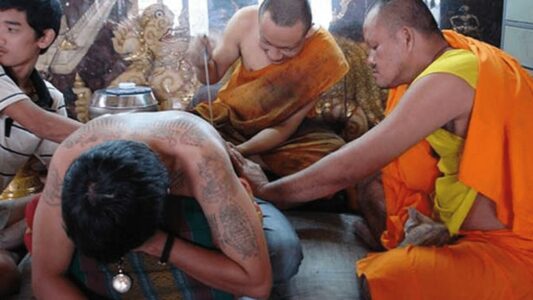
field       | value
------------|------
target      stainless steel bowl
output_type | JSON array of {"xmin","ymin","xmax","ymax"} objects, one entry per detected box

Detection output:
[{"xmin": 88, "ymin": 82, "xmax": 159, "ymax": 119}]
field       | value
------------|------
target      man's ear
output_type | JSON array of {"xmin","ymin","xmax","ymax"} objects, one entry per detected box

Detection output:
[
  {"xmin": 37, "ymin": 29, "xmax": 57, "ymax": 51},
  {"xmin": 400, "ymin": 26, "xmax": 415, "ymax": 51}
]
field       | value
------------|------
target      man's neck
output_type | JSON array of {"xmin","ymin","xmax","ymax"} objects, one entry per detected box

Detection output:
[
  {"xmin": 6, "ymin": 57, "xmax": 39, "ymax": 89},
  {"xmin": 408, "ymin": 37, "xmax": 450, "ymax": 82}
]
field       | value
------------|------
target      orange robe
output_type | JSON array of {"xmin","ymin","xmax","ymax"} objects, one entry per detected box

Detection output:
[
  {"xmin": 195, "ymin": 28, "xmax": 349, "ymax": 176},
  {"xmin": 357, "ymin": 31, "xmax": 533, "ymax": 299}
]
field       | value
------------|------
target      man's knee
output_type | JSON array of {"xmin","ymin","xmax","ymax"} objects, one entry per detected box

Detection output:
[
  {"xmin": 0, "ymin": 251, "xmax": 21, "ymax": 296},
  {"xmin": 258, "ymin": 200, "xmax": 303, "ymax": 283},
  {"xmin": 270, "ymin": 232, "xmax": 303, "ymax": 283}
]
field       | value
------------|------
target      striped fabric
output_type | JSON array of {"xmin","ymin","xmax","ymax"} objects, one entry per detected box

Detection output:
[
  {"xmin": 0, "ymin": 66, "xmax": 67, "ymax": 190},
  {"xmin": 68, "ymin": 196, "xmax": 233, "ymax": 300}
]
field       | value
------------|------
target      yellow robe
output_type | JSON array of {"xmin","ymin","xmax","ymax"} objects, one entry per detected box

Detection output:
[
  {"xmin": 357, "ymin": 31, "xmax": 533, "ymax": 299},
  {"xmin": 195, "ymin": 28, "xmax": 349, "ymax": 176}
]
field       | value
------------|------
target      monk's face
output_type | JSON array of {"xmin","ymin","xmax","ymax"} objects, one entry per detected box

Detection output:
[
  {"xmin": 363, "ymin": 9, "xmax": 408, "ymax": 88},
  {"xmin": 258, "ymin": 11, "xmax": 308, "ymax": 64}
]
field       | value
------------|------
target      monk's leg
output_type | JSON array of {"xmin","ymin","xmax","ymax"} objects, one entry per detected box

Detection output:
[
  {"xmin": 355, "ymin": 172, "xmax": 386, "ymax": 250},
  {"xmin": 357, "ymin": 234, "xmax": 533, "ymax": 300}
]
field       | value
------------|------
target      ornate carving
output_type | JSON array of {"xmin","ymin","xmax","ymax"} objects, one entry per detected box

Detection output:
[
  {"xmin": 72, "ymin": 73, "xmax": 92, "ymax": 123},
  {"xmin": 110, "ymin": 3, "xmax": 199, "ymax": 110}
]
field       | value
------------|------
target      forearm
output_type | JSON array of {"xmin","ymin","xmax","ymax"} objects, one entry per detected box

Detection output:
[
  {"xmin": 173, "ymin": 238, "xmax": 270, "ymax": 297},
  {"xmin": 35, "ymin": 113, "xmax": 81, "ymax": 143},
  {"xmin": 194, "ymin": 59, "xmax": 222, "ymax": 85},
  {"xmin": 239, "ymin": 127, "xmax": 291, "ymax": 156},
  {"xmin": 145, "ymin": 235, "xmax": 270, "ymax": 298},
  {"xmin": 258, "ymin": 145, "xmax": 365, "ymax": 205}
]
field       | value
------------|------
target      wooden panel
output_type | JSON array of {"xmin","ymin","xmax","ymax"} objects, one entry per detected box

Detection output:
[{"xmin": 503, "ymin": 25, "xmax": 533, "ymax": 69}]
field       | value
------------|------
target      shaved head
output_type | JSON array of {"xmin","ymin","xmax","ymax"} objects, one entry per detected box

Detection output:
[
  {"xmin": 259, "ymin": 0, "xmax": 312, "ymax": 33},
  {"xmin": 367, "ymin": 0, "xmax": 441, "ymax": 36}
]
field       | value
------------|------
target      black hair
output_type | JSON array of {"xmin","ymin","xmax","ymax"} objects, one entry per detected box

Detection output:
[
  {"xmin": 0, "ymin": 0, "xmax": 63, "ymax": 53},
  {"xmin": 259, "ymin": 0, "xmax": 313, "ymax": 33},
  {"xmin": 62, "ymin": 140, "xmax": 170, "ymax": 263},
  {"xmin": 369, "ymin": 0, "xmax": 441, "ymax": 36}
]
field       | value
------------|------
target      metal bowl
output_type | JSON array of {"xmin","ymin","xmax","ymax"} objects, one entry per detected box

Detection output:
[{"xmin": 88, "ymin": 82, "xmax": 159, "ymax": 119}]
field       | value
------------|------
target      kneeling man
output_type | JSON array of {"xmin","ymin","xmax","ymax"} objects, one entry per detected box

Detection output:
[{"xmin": 31, "ymin": 111, "xmax": 302, "ymax": 299}]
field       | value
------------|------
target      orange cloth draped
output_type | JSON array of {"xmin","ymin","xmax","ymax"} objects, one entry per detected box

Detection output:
[
  {"xmin": 380, "ymin": 85, "xmax": 440, "ymax": 249},
  {"xmin": 358, "ymin": 31, "xmax": 533, "ymax": 299},
  {"xmin": 195, "ymin": 28, "xmax": 348, "ymax": 176}
]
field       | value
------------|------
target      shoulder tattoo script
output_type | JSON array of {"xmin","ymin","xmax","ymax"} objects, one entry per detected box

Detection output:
[
  {"xmin": 150, "ymin": 120, "xmax": 206, "ymax": 147},
  {"xmin": 42, "ymin": 167, "xmax": 62, "ymax": 206},
  {"xmin": 197, "ymin": 156, "xmax": 230, "ymax": 203},
  {"xmin": 62, "ymin": 119, "xmax": 125, "ymax": 149}
]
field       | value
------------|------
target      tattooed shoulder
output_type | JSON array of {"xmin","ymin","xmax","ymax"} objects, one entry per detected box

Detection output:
[
  {"xmin": 197, "ymin": 156, "xmax": 231, "ymax": 203},
  {"xmin": 149, "ymin": 120, "xmax": 206, "ymax": 147},
  {"xmin": 62, "ymin": 118, "xmax": 126, "ymax": 149},
  {"xmin": 42, "ymin": 167, "xmax": 62, "ymax": 207}
]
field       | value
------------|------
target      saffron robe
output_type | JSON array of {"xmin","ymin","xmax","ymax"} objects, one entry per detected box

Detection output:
[
  {"xmin": 357, "ymin": 31, "xmax": 533, "ymax": 299},
  {"xmin": 195, "ymin": 28, "xmax": 349, "ymax": 176}
]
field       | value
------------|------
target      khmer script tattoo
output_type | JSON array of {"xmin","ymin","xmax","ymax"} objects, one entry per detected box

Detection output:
[
  {"xmin": 62, "ymin": 118, "xmax": 124, "ymax": 149},
  {"xmin": 150, "ymin": 120, "xmax": 206, "ymax": 147},
  {"xmin": 42, "ymin": 167, "xmax": 62, "ymax": 206},
  {"xmin": 197, "ymin": 156, "xmax": 230, "ymax": 203},
  {"xmin": 218, "ymin": 202, "xmax": 259, "ymax": 259}
]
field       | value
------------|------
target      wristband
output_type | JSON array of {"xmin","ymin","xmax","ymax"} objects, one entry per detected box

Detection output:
[{"xmin": 159, "ymin": 233, "xmax": 174, "ymax": 265}]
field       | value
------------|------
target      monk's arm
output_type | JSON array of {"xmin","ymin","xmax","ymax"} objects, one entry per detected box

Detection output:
[
  {"xmin": 255, "ymin": 74, "xmax": 475, "ymax": 206},
  {"xmin": 138, "ymin": 143, "xmax": 271, "ymax": 298},
  {"xmin": 237, "ymin": 101, "xmax": 315, "ymax": 156},
  {"xmin": 188, "ymin": 7, "xmax": 252, "ymax": 84},
  {"xmin": 32, "ymin": 152, "xmax": 86, "ymax": 300}
]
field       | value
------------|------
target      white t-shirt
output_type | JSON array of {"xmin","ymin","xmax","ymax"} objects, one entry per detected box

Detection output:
[{"xmin": 0, "ymin": 66, "xmax": 68, "ymax": 190}]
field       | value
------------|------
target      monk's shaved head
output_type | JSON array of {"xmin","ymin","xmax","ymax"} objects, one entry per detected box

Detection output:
[
  {"xmin": 367, "ymin": 0, "xmax": 441, "ymax": 36},
  {"xmin": 259, "ymin": 0, "xmax": 313, "ymax": 33}
]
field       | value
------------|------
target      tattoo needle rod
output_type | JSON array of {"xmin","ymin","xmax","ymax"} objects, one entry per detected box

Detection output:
[{"xmin": 203, "ymin": 34, "xmax": 214, "ymax": 125}]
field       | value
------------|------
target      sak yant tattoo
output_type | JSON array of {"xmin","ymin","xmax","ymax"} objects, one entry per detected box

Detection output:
[
  {"xmin": 150, "ymin": 120, "xmax": 206, "ymax": 147},
  {"xmin": 197, "ymin": 156, "xmax": 230, "ymax": 203},
  {"xmin": 42, "ymin": 167, "xmax": 62, "ymax": 206},
  {"xmin": 62, "ymin": 119, "xmax": 125, "ymax": 149},
  {"xmin": 218, "ymin": 202, "xmax": 259, "ymax": 259}
]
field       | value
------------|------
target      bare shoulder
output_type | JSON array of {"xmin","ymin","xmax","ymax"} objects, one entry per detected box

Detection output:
[
  {"xmin": 232, "ymin": 5, "xmax": 258, "ymax": 21},
  {"xmin": 61, "ymin": 115, "xmax": 128, "ymax": 150},
  {"xmin": 405, "ymin": 73, "xmax": 475, "ymax": 118},
  {"xmin": 226, "ymin": 5, "xmax": 258, "ymax": 36},
  {"xmin": 146, "ymin": 111, "xmax": 225, "ymax": 149}
]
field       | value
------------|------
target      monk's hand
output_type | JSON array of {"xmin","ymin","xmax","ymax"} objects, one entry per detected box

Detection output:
[
  {"xmin": 399, "ymin": 207, "xmax": 453, "ymax": 248},
  {"xmin": 228, "ymin": 143, "xmax": 269, "ymax": 195},
  {"xmin": 186, "ymin": 35, "xmax": 214, "ymax": 69}
]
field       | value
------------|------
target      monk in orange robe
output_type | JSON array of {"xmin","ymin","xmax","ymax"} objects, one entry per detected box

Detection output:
[
  {"xmin": 188, "ymin": 0, "xmax": 348, "ymax": 177},
  {"xmin": 229, "ymin": 0, "xmax": 533, "ymax": 299}
]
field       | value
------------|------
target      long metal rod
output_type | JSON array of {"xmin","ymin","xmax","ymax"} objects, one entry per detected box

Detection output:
[{"xmin": 203, "ymin": 39, "xmax": 214, "ymax": 125}]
